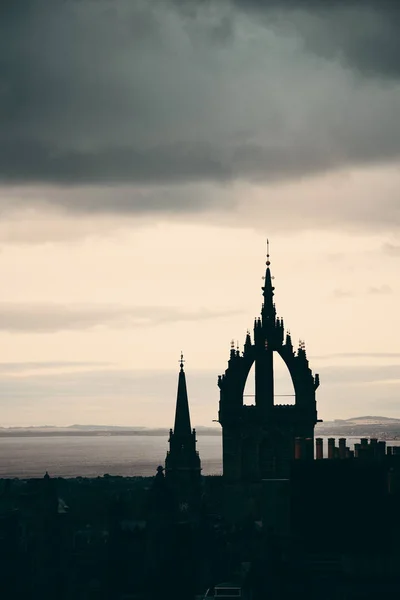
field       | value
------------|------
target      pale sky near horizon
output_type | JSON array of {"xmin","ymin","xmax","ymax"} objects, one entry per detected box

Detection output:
[{"xmin": 0, "ymin": 1, "xmax": 399, "ymax": 427}]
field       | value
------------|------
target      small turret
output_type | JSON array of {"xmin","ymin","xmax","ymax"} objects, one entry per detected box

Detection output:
[
  {"xmin": 297, "ymin": 340, "xmax": 308, "ymax": 362},
  {"xmin": 276, "ymin": 317, "xmax": 284, "ymax": 346},
  {"xmin": 254, "ymin": 317, "xmax": 263, "ymax": 345},
  {"xmin": 285, "ymin": 330, "xmax": 293, "ymax": 350},
  {"xmin": 244, "ymin": 330, "xmax": 252, "ymax": 352},
  {"xmin": 314, "ymin": 373, "xmax": 320, "ymax": 390}
]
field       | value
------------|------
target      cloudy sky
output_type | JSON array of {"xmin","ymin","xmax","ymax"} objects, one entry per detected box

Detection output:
[{"xmin": 0, "ymin": 0, "xmax": 399, "ymax": 427}]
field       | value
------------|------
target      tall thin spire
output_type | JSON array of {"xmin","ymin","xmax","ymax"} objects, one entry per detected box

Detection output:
[
  {"xmin": 262, "ymin": 238, "xmax": 275, "ymax": 322},
  {"xmin": 166, "ymin": 353, "xmax": 201, "ymax": 485},
  {"xmin": 173, "ymin": 352, "xmax": 192, "ymax": 436}
]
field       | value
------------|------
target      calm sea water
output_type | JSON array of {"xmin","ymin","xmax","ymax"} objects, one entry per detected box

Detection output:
[
  {"xmin": 0, "ymin": 435, "xmax": 399, "ymax": 479},
  {"xmin": 0, "ymin": 435, "xmax": 223, "ymax": 478}
]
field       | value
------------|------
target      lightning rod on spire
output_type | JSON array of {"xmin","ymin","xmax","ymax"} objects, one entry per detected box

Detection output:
[{"xmin": 266, "ymin": 238, "xmax": 270, "ymax": 266}]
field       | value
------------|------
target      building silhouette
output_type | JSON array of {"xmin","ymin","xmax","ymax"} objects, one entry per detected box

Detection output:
[
  {"xmin": 141, "ymin": 357, "xmax": 202, "ymax": 600},
  {"xmin": 218, "ymin": 242, "xmax": 320, "ymax": 482},
  {"xmin": 3, "ymin": 242, "xmax": 400, "ymax": 599}
]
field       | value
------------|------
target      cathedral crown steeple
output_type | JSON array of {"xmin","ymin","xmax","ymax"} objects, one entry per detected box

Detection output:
[{"xmin": 218, "ymin": 242, "xmax": 320, "ymax": 483}]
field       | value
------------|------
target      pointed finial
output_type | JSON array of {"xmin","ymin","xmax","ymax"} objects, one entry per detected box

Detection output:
[
  {"xmin": 266, "ymin": 238, "xmax": 270, "ymax": 266},
  {"xmin": 179, "ymin": 351, "xmax": 185, "ymax": 371},
  {"xmin": 231, "ymin": 339, "xmax": 235, "ymax": 349}
]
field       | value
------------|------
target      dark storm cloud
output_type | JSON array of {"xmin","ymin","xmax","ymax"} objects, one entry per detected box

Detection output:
[
  {"xmin": 0, "ymin": 0, "xmax": 400, "ymax": 190},
  {"xmin": 175, "ymin": 0, "xmax": 400, "ymax": 78},
  {"xmin": 0, "ymin": 303, "xmax": 240, "ymax": 333},
  {"xmin": 0, "ymin": 141, "xmax": 233, "ymax": 185}
]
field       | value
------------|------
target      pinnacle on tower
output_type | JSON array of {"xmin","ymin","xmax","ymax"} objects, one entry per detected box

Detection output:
[
  {"xmin": 262, "ymin": 239, "xmax": 276, "ymax": 322},
  {"xmin": 244, "ymin": 329, "xmax": 252, "ymax": 350},
  {"xmin": 286, "ymin": 329, "xmax": 293, "ymax": 349}
]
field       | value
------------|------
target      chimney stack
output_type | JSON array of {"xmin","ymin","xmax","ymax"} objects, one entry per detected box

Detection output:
[
  {"xmin": 370, "ymin": 438, "xmax": 378, "ymax": 458},
  {"xmin": 338, "ymin": 438, "xmax": 346, "ymax": 459},
  {"xmin": 358, "ymin": 439, "xmax": 370, "ymax": 459},
  {"xmin": 328, "ymin": 438, "xmax": 335, "ymax": 460},
  {"xmin": 315, "ymin": 438, "xmax": 323, "ymax": 460},
  {"xmin": 295, "ymin": 437, "xmax": 305, "ymax": 460},
  {"xmin": 377, "ymin": 441, "xmax": 386, "ymax": 458}
]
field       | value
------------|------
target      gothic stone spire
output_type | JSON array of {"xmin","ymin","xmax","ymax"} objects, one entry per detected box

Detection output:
[
  {"xmin": 165, "ymin": 353, "xmax": 201, "ymax": 487},
  {"xmin": 173, "ymin": 352, "xmax": 192, "ymax": 436}
]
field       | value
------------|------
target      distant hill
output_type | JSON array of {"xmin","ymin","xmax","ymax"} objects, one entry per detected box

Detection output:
[
  {"xmin": 68, "ymin": 424, "xmax": 147, "ymax": 431},
  {"xmin": 316, "ymin": 416, "xmax": 400, "ymax": 439},
  {"xmin": 331, "ymin": 416, "xmax": 400, "ymax": 425},
  {"xmin": 1, "ymin": 417, "xmax": 400, "ymax": 439},
  {"xmin": 0, "ymin": 424, "xmax": 221, "ymax": 437}
]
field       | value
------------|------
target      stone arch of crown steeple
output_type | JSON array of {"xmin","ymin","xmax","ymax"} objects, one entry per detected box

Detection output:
[{"xmin": 236, "ymin": 345, "xmax": 302, "ymax": 404}]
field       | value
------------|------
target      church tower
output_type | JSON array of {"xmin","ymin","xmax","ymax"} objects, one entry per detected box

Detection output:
[
  {"xmin": 165, "ymin": 354, "xmax": 201, "ymax": 486},
  {"xmin": 218, "ymin": 242, "xmax": 320, "ymax": 482}
]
